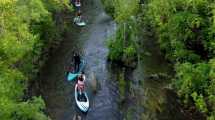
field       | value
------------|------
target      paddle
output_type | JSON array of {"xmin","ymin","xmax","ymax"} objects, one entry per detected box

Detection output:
[
  {"xmin": 67, "ymin": 73, "xmax": 80, "ymax": 81},
  {"xmin": 67, "ymin": 59, "xmax": 86, "ymax": 81}
]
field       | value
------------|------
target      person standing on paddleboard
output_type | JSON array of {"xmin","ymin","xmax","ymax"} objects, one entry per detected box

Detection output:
[
  {"xmin": 77, "ymin": 72, "xmax": 86, "ymax": 95},
  {"xmin": 72, "ymin": 0, "xmax": 82, "ymax": 23},
  {"xmin": 74, "ymin": 53, "xmax": 81, "ymax": 72},
  {"xmin": 70, "ymin": 0, "xmax": 86, "ymax": 26}
]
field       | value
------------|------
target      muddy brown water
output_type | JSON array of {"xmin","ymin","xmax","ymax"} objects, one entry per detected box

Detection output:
[{"xmin": 33, "ymin": 0, "xmax": 192, "ymax": 120}]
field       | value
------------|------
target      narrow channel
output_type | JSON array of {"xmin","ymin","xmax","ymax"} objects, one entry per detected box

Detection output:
[
  {"xmin": 35, "ymin": 0, "xmax": 189, "ymax": 120},
  {"xmin": 37, "ymin": 0, "xmax": 120, "ymax": 120}
]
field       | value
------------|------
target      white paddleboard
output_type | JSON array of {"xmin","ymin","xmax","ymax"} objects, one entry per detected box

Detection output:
[
  {"xmin": 75, "ymin": 84, "xmax": 89, "ymax": 112},
  {"xmin": 76, "ymin": 21, "xmax": 86, "ymax": 26},
  {"xmin": 73, "ymin": 17, "xmax": 86, "ymax": 26}
]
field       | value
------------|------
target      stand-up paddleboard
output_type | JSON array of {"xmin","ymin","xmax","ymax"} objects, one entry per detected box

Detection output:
[
  {"xmin": 75, "ymin": 84, "xmax": 89, "ymax": 112},
  {"xmin": 67, "ymin": 60, "xmax": 86, "ymax": 81},
  {"xmin": 76, "ymin": 21, "xmax": 86, "ymax": 26},
  {"xmin": 74, "ymin": 17, "xmax": 86, "ymax": 27},
  {"xmin": 73, "ymin": 17, "xmax": 79, "ymax": 23}
]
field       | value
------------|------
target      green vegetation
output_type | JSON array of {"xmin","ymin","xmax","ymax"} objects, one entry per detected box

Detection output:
[
  {"xmin": 101, "ymin": 0, "xmax": 115, "ymax": 17},
  {"xmin": 118, "ymin": 73, "xmax": 126, "ymax": 101},
  {"xmin": 0, "ymin": 0, "xmax": 72, "ymax": 119},
  {"xmin": 144, "ymin": 0, "xmax": 215, "ymax": 119},
  {"xmin": 103, "ymin": 0, "xmax": 215, "ymax": 119},
  {"xmin": 103, "ymin": 0, "xmax": 138, "ymax": 66}
]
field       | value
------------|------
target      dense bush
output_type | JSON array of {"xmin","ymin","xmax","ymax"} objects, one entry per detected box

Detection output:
[
  {"xmin": 145, "ymin": 0, "xmax": 214, "ymax": 62},
  {"xmin": 103, "ymin": 0, "xmax": 215, "ymax": 119},
  {"xmin": 174, "ymin": 60, "xmax": 215, "ymax": 118},
  {"xmin": 143, "ymin": 0, "xmax": 215, "ymax": 119},
  {"xmin": 101, "ymin": 0, "xmax": 115, "ymax": 17},
  {"xmin": 0, "ymin": 0, "xmax": 72, "ymax": 119},
  {"xmin": 104, "ymin": 0, "xmax": 139, "ymax": 66}
]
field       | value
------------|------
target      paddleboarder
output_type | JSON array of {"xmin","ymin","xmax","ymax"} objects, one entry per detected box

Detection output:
[
  {"xmin": 71, "ymin": 0, "xmax": 86, "ymax": 26},
  {"xmin": 75, "ymin": 72, "xmax": 89, "ymax": 112},
  {"xmin": 72, "ymin": 0, "xmax": 81, "ymax": 23},
  {"xmin": 77, "ymin": 72, "xmax": 86, "ymax": 95},
  {"xmin": 74, "ymin": 53, "xmax": 81, "ymax": 72}
]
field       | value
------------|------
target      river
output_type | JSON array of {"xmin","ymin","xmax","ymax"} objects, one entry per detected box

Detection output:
[{"xmin": 34, "ymin": 0, "xmax": 191, "ymax": 120}]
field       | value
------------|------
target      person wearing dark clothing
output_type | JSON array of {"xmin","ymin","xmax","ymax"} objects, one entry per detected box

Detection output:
[{"xmin": 74, "ymin": 53, "xmax": 81, "ymax": 72}]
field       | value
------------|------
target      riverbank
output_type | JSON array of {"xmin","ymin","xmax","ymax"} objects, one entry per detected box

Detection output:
[
  {"xmin": 102, "ymin": 0, "xmax": 214, "ymax": 119},
  {"xmin": 0, "ymin": 1, "xmax": 72, "ymax": 120}
]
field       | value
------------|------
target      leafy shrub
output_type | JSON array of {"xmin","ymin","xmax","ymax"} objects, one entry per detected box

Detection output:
[
  {"xmin": 0, "ymin": 0, "xmax": 71, "ymax": 119},
  {"xmin": 107, "ymin": 37, "xmax": 124, "ymax": 61},
  {"xmin": 142, "ymin": 0, "xmax": 215, "ymax": 118},
  {"xmin": 175, "ymin": 63, "xmax": 210, "ymax": 103},
  {"xmin": 191, "ymin": 92, "xmax": 208, "ymax": 113},
  {"xmin": 123, "ymin": 45, "xmax": 136, "ymax": 58},
  {"xmin": 103, "ymin": 0, "xmax": 215, "ymax": 118},
  {"xmin": 101, "ymin": 0, "xmax": 115, "ymax": 17},
  {"xmin": 107, "ymin": 23, "xmax": 137, "ymax": 63},
  {"xmin": 102, "ymin": 0, "xmax": 138, "ymax": 63}
]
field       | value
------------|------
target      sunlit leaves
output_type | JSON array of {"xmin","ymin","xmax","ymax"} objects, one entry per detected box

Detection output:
[
  {"xmin": 42, "ymin": 0, "xmax": 73, "ymax": 12},
  {"xmin": 208, "ymin": 59, "xmax": 215, "ymax": 116},
  {"xmin": 0, "ymin": 0, "xmax": 67, "ymax": 119},
  {"xmin": 114, "ymin": 0, "xmax": 139, "ymax": 22},
  {"xmin": 174, "ymin": 61, "xmax": 215, "ymax": 118},
  {"xmin": 175, "ymin": 63, "xmax": 210, "ymax": 97},
  {"xmin": 147, "ymin": 0, "xmax": 177, "ymax": 26},
  {"xmin": 103, "ymin": 0, "xmax": 139, "ymax": 22},
  {"xmin": 191, "ymin": 92, "xmax": 208, "ymax": 113},
  {"xmin": 12, "ymin": 97, "xmax": 49, "ymax": 120},
  {"xmin": 143, "ymin": 0, "xmax": 215, "ymax": 118},
  {"xmin": 16, "ymin": 0, "xmax": 50, "ymax": 23},
  {"xmin": 0, "ymin": 27, "xmax": 36, "ymax": 64},
  {"xmin": 0, "ymin": 64, "xmax": 26, "ymax": 100}
]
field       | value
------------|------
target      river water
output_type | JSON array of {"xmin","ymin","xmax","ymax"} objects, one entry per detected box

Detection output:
[
  {"xmin": 37, "ymin": 0, "xmax": 120, "ymax": 120},
  {"xmin": 35, "ymin": 0, "xmax": 191, "ymax": 120}
]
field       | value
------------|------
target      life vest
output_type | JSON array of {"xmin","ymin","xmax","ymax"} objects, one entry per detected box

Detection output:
[{"xmin": 77, "ymin": 80, "xmax": 84, "ymax": 91}]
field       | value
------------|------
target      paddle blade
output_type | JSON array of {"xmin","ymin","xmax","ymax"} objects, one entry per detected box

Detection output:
[{"xmin": 67, "ymin": 73, "xmax": 78, "ymax": 81}]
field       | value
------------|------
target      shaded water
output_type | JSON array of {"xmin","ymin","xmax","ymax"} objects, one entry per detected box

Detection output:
[
  {"xmin": 34, "ymin": 0, "xmax": 190, "ymax": 120},
  {"xmin": 118, "ymin": 25, "xmax": 190, "ymax": 120}
]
